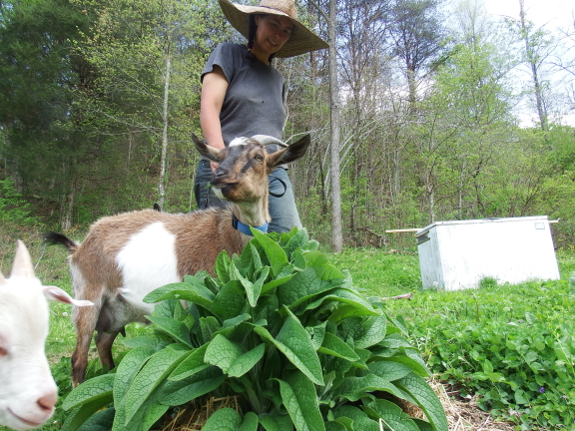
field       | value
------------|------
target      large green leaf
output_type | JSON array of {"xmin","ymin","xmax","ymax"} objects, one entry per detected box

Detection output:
[
  {"xmin": 61, "ymin": 399, "xmax": 113, "ymax": 431},
  {"xmin": 210, "ymin": 280, "xmax": 246, "ymax": 321},
  {"xmin": 382, "ymin": 348, "xmax": 431, "ymax": 377},
  {"xmin": 277, "ymin": 371, "xmax": 325, "ymax": 431},
  {"xmin": 121, "ymin": 336, "xmax": 157, "ymax": 349},
  {"xmin": 240, "ymin": 242, "xmax": 264, "ymax": 277},
  {"xmin": 367, "ymin": 360, "xmax": 413, "ymax": 382},
  {"xmin": 336, "ymin": 374, "xmax": 415, "ymax": 404},
  {"xmin": 258, "ymin": 412, "xmax": 294, "ymax": 431},
  {"xmin": 363, "ymin": 399, "xmax": 420, "ymax": 431},
  {"xmin": 202, "ymin": 407, "xmax": 242, "ymax": 430},
  {"xmin": 238, "ymin": 412, "xmax": 260, "ymax": 431},
  {"xmin": 205, "ymin": 333, "xmax": 265, "ymax": 377},
  {"xmin": 255, "ymin": 308, "xmax": 324, "ymax": 385},
  {"xmin": 169, "ymin": 343, "xmax": 210, "ymax": 380},
  {"xmin": 332, "ymin": 405, "xmax": 380, "ymax": 431},
  {"xmin": 123, "ymin": 347, "xmax": 187, "ymax": 425},
  {"xmin": 200, "ymin": 316, "xmax": 221, "ymax": 343},
  {"xmin": 215, "ymin": 250, "xmax": 233, "ymax": 283},
  {"xmin": 277, "ymin": 267, "xmax": 343, "ymax": 308},
  {"xmin": 112, "ymin": 382, "xmax": 168, "ymax": 431},
  {"xmin": 113, "ymin": 345, "xmax": 156, "ymax": 405},
  {"xmin": 396, "ymin": 372, "xmax": 448, "ymax": 431},
  {"xmin": 252, "ymin": 228, "xmax": 289, "ymax": 276},
  {"xmin": 324, "ymin": 422, "xmax": 347, "ymax": 431},
  {"xmin": 75, "ymin": 407, "xmax": 115, "ymax": 431},
  {"xmin": 283, "ymin": 228, "xmax": 310, "ymax": 258},
  {"xmin": 63, "ymin": 373, "xmax": 115, "ymax": 411},
  {"xmin": 304, "ymin": 288, "xmax": 379, "ymax": 317},
  {"xmin": 146, "ymin": 315, "xmax": 192, "ymax": 346},
  {"xmin": 338, "ymin": 315, "xmax": 387, "ymax": 349},
  {"xmin": 234, "ymin": 264, "xmax": 269, "ymax": 307},
  {"xmin": 143, "ymin": 278, "xmax": 215, "ymax": 309},
  {"xmin": 159, "ymin": 366, "xmax": 225, "ymax": 406},
  {"xmin": 201, "ymin": 408, "xmax": 260, "ymax": 431},
  {"xmin": 261, "ymin": 273, "xmax": 296, "ymax": 295},
  {"xmin": 303, "ymin": 250, "xmax": 344, "ymax": 280},
  {"xmin": 318, "ymin": 332, "xmax": 360, "ymax": 362}
]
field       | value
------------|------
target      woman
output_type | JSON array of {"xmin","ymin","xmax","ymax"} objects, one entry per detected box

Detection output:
[{"xmin": 194, "ymin": 0, "xmax": 328, "ymax": 233}]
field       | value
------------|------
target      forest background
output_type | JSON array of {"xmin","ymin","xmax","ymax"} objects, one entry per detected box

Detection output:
[{"xmin": 1, "ymin": 0, "xmax": 575, "ymax": 251}]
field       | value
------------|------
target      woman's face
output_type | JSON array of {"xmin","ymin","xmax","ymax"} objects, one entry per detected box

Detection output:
[{"xmin": 253, "ymin": 14, "xmax": 293, "ymax": 58}]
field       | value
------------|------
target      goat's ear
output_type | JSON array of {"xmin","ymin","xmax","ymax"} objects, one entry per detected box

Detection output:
[
  {"xmin": 43, "ymin": 286, "xmax": 94, "ymax": 307},
  {"xmin": 192, "ymin": 133, "xmax": 224, "ymax": 162},
  {"xmin": 0, "ymin": 270, "xmax": 5, "ymax": 285},
  {"xmin": 11, "ymin": 240, "xmax": 35, "ymax": 279},
  {"xmin": 268, "ymin": 134, "xmax": 310, "ymax": 167}
]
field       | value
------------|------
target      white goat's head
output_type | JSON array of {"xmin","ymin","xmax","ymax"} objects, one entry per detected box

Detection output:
[
  {"xmin": 192, "ymin": 134, "xmax": 310, "ymax": 204},
  {"xmin": 0, "ymin": 241, "xmax": 92, "ymax": 430}
]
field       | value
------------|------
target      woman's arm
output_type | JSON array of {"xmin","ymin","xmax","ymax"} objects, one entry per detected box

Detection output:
[{"xmin": 200, "ymin": 65, "xmax": 229, "ymax": 155}]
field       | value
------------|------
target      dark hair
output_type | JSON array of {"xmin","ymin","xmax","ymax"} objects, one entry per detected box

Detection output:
[{"xmin": 247, "ymin": 14, "xmax": 276, "ymax": 63}]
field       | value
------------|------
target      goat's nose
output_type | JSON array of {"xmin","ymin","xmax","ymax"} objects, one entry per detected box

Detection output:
[
  {"xmin": 212, "ymin": 166, "xmax": 228, "ymax": 179},
  {"xmin": 37, "ymin": 391, "xmax": 57, "ymax": 412}
]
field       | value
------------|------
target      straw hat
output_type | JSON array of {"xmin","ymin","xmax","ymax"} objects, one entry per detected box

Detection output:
[{"xmin": 218, "ymin": 0, "xmax": 329, "ymax": 58}]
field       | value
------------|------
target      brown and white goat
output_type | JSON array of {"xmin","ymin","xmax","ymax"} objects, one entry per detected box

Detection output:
[
  {"xmin": 45, "ymin": 134, "xmax": 310, "ymax": 386},
  {"xmin": 0, "ymin": 241, "xmax": 92, "ymax": 430}
]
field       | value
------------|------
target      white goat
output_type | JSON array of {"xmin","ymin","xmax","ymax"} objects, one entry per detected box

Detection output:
[
  {"xmin": 0, "ymin": 241, "xmax": 92, "ymax": 430},
  {"xmin": 45, "ymin": 134, "xmax": 310, "ymax": 386}
]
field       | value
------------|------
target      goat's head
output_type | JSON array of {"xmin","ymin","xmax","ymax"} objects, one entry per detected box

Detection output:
[
  {"xmin": 192, "ymin": 134, "xmax": 310, "ymax": 203},
  {"xmin": 0, "ymin": 241, "xmax": 92, "ymax": 430}
]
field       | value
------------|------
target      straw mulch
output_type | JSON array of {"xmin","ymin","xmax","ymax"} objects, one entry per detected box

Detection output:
[
  {"xmin": 155, "ymin": 396, "xmax": 242, "ymax": 431},
  {"xmin": 427, "ymin": 380, "xmax": 517, "ymax": 431},
  {"xmin": 155, "ymin": 381, "xmax": 518, "ymax": 431}
]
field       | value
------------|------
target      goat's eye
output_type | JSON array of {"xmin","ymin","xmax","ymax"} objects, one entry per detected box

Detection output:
[
  {"xmin": 255, "ymin": 155, "xmax": 264, "ymax": 162},
  {"xmin": 0, "ymin": 346, "xmax": 7, "ymax": 357}
]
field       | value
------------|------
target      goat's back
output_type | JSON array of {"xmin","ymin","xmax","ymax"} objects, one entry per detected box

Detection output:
[{"xmin": 73, "ymin": 207, "xmax": 245, "ymax": 282}]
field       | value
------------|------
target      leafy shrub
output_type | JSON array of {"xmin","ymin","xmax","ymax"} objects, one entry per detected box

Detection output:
[
  {"xmin": 406, "ymin": 280, "xmax": 575, "ymax": 430},
  {"xmin": 61, "ymin": 228, "xmax": 447, "ymax": 431},
  {"xmin": 0, "ymin": 178, "xmax": 37, "ymax": 226}
]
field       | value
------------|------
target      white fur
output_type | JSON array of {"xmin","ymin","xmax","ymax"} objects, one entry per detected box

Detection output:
[
  {"xmin": 0, "ymin": 241, "xmax": 92, "ymax": 430},
  {"xmin": 116, "ymin": 222, "xmax": 179, "ymax": 314},
  {"xmin": 229, "ymin": 137, "xmax": 249, "ymax": 147}
]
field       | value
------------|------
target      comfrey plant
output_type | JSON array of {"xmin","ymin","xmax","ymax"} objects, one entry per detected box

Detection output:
[{"xmin": 61, "ymin": 228, "xmax": 448, "ymax": 431}]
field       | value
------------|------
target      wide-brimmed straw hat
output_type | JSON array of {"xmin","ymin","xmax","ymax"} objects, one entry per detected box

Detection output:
[{"xmin": 218, "ymin": 0, "xmax": 329, "ymax": 58}]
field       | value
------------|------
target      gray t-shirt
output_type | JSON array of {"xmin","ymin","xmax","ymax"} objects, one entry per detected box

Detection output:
[{"xmin": 201, "ymin": 43, "xmax": 286, "ymax": 149}]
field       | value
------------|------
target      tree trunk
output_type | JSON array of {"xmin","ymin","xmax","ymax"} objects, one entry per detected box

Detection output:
[
  {"xmin": 329, "ymin": 0, "xmax": 343, "ymax": 252},
  {"xmin": 158, "ymin": 55, "xmax": 171, "ymax": 210},
  {"xmin": 519, "ymin": 0, "xmax": 548, "ymax": 132}
]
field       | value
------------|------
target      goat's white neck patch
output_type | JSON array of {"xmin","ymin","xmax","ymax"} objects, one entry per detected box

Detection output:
[{"xmin": 229, "ymin": 137, "xmax": 249, "ymax": 147}]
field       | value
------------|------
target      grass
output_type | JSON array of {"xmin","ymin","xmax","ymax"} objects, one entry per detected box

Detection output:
[{"xmin": 1, "ymin": 227, "xmax": 574, "ymax": 430}]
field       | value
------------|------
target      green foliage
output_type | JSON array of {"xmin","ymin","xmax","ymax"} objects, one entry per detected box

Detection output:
[
  {"xmin": 399, "ymin": 280, "xmax": 575, "ymax": 430},
  {"xmin": 62, "ymin": 229, "xmax": 447, "ymax": 431},
  {"xmin": 0, "ymin": 178, "xmax": 37, "ymax": 225}
]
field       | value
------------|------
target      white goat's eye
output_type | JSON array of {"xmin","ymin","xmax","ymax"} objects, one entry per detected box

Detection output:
[{"xmin": 0, "ymin": 346, "xmax": 7, "ymax": 357}]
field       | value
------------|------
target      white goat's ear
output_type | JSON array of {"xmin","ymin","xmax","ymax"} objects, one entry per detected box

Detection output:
[
  {"xmin": 43, "ymin": 286, "xmax": 94, "ymax": 307},
  {"xmin": 0, "ymin": 270, "xmax": 5, "ymax": 285},
  {"xmin": 11, "ymin": 240, "xmax": 36, "ymax": 279},
  {"xmin": 192, "ymin": 133, "xmax": 224, "ymax": 162},
  {"xmin": 268, "ymin": 134, "xmax": 311, "ymax": 167}
]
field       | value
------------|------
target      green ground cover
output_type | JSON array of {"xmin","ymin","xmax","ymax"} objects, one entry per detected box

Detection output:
[{"xmin": 1, "ymin": 227, "xmax": 573, "ymax": 430}]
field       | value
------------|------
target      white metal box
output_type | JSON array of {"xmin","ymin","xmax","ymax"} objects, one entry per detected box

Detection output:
[{"xmin": 415, "ymin": 216, "xmax": 560, "ymax": 290}]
